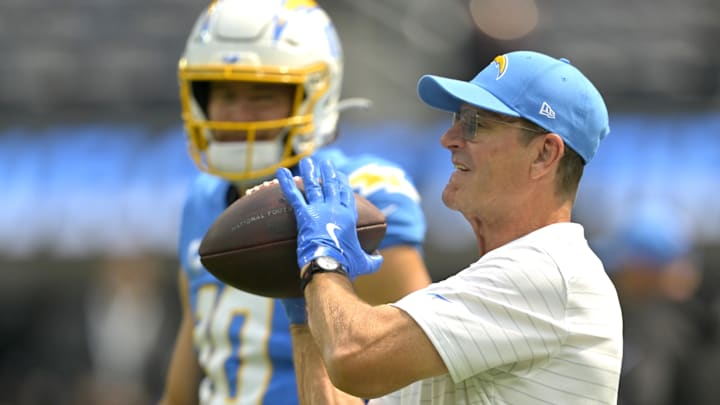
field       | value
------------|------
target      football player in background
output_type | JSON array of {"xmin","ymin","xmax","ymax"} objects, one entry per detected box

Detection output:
[{"xmin": 159, "ymin": 0, "xmax": 430, "ymax": 404}]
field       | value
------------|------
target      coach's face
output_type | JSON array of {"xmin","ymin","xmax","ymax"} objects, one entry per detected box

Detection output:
[{"xmin": 440, "ymin": 105, "xmax": 535, "ymax": 220}]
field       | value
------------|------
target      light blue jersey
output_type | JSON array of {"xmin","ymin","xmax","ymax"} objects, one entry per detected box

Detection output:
[{"xmin": 178, "ymin": 148, "xmax": 426, "ymax": 404}]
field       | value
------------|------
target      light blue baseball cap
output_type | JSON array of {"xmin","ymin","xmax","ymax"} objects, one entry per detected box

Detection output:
[{"xmin": 417, "ymin": 50, "xmax": 609, "ymax": 163}]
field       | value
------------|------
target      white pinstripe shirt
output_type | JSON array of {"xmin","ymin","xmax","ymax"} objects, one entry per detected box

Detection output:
[{"xmin": 377, "ymin": 223, "xmax": 623, "ymax": 405}]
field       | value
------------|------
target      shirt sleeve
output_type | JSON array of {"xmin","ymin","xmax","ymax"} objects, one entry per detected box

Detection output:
[{"xmin": 391, "ymin": 245, "xmax": 570, "ymax": 383}]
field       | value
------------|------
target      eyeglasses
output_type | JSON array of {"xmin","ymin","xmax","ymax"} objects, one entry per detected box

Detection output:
[{"xmin": 451, "ymin": 109, "xmax": 547, "ymax": 141}]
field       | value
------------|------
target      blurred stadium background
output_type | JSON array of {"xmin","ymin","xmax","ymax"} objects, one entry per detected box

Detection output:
[{"xmin": 1, "ymin": 0, "xmax": 719, "ymax": 403}]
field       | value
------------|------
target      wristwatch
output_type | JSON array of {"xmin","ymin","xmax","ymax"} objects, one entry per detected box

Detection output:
[{"xmin": 300, "ymin": 256, "xmax": 348, "ymax": 291}]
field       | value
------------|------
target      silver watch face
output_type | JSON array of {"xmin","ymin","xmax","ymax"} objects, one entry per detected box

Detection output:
[{"xmin": 315, "ymin": 256, "xmax": 340, "ymax": 271}]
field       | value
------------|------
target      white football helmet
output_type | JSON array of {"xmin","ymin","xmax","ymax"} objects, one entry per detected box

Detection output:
[{"xmin": 178, "ymin": 0, "xmax": 343, "ymax": 182}]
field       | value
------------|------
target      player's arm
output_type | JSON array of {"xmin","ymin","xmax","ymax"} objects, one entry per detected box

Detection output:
[
  {"xmin": 158, "ymin": 270, "xmax": 201, "ymax": 405},
  {"xmin": 306, "ymin": 273, "xmax": 447, "ymax": 399},
  {"xmin": 353, "ymin": 244, "xmax": 430, "ymax": 305},
  {"xmin": 288, "ymin": 323, "xmax": 365, "ymax": 404}
]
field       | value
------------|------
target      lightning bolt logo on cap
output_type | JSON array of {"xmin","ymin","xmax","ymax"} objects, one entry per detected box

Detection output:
[{"xmin": 493, "ymin": 55, "xmax": 508, "ymax": 80}]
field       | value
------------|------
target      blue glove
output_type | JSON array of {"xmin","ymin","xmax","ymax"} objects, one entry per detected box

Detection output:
[
  {"xmin": 276, "ymin": 157, "xmax": 383, "ymax": 280},
  {"xmin": 280, "ymin": 297, "xmax": 307, "ymax": 325}
]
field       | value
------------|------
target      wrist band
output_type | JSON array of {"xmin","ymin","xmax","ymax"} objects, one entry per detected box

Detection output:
[{"xmin": 300, "ymin": 257, "xmax": 349, "ymax": 291}]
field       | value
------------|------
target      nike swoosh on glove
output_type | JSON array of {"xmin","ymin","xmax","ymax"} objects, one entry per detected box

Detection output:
[{"xmin": 276, "ymin": 157, "xmax": 383, "ymax": 280}]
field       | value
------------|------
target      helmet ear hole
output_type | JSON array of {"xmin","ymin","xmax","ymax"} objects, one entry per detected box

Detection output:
[{"xmin": 191, "ymin": 81, "xmax": 210, "ymax": 116}]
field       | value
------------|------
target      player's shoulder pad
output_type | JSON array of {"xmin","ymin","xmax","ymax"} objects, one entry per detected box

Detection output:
[{"xmin": 321, "ymin": 149, "xmax": 420, "ymax": 201}]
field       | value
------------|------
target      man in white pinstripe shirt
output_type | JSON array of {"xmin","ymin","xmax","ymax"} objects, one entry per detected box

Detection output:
[{"xmin": 276, "ymin": 50, "xmax": 623, "ymax": 404}]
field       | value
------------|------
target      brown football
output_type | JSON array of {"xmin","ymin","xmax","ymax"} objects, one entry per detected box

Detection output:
[{"xmin": 199, "ymin": 179, "xmax": 387, "ymax": 298}]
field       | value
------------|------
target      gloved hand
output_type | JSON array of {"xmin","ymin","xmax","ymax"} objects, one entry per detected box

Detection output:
[
  {"xmin": 280, "ymin": 297, "xmax": 307, "ymax": 325},
  {"xmin": 276, "ymin": 157, "xmax": 383, "ymax": 280}
]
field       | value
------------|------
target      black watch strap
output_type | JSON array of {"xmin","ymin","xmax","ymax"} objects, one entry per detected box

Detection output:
[{"xmin": 300, "ymin": 257, "xmax": 348, "ymax": 292}]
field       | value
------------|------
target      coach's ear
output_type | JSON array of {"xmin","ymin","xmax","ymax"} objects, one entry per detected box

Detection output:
[{"xmin": 529, "ymin": 133, "xmax": 563, "ymax": 180}]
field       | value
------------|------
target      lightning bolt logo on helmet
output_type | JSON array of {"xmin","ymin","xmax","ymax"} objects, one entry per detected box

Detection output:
[
  {"xmin": 209, "ymin": 0, "xmax": 318, "ymax": 9},
  {"xmin": 283, "ymin": 0, "xmax": 318, "ymax": 10},
  {"xmin": 274, "ymin": 0, "xmax": 318, "ymax": 37},
  {"xmin": 493, "ymin": 54, "xmax": 509, "ymax": 80}
]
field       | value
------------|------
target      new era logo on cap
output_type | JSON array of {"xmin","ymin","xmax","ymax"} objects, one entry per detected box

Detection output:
[{"xmin": 539, "ymin": 102, "xmax": 556, "ymax": 119}]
